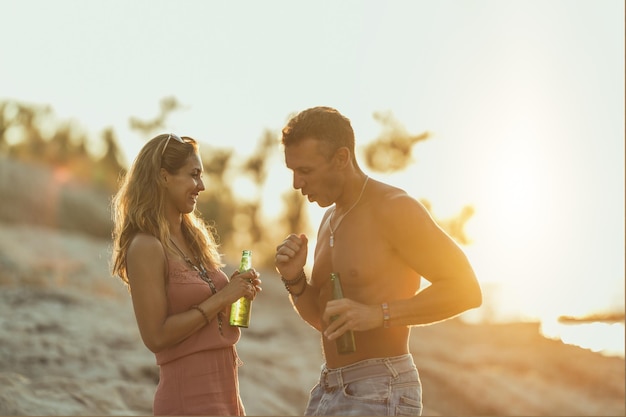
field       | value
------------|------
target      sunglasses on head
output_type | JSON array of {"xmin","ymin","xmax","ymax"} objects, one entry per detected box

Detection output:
[{"xmin": 161, "ymin": 133, "xmax": 184, "ymax": 157}]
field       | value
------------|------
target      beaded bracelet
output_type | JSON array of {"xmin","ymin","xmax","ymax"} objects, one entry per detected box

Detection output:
[
  {"xmin": 381, "ymin": 302, "xmax": 390, "ymax": 328},
  {"xmin": 282, "ymin": 269, "xmax": 305, "ymax": 286},
  {"xmin": 284, "ymin": 280, "xmax": 307, "ymax": 297},
  {"xmin": 191, "ymin": 304, "xmax": 210, "ymax": 325},
  {"xmin": 282, "ymin": 270, "xmax": 307, "ymax": 297}
]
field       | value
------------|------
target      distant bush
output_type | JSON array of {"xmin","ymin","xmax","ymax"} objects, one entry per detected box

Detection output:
[
  {"xmin": 0, "ymin": 156, "xmax": 112, "ymax": 238},
  {"xmin": 0, "ymin": 98, "xmax": 473, "ymax": 266}
]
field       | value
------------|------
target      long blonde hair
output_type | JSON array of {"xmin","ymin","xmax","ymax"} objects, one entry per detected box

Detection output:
[{"xmin": 111, "ymin": 134, "xmax": 222, "ymax": 287}]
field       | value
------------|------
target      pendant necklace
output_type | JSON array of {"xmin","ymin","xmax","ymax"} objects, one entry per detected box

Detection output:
[
  {"xmin": 328, "ymin": 176, "xmax": 369, "ymax": 248},
  {"xmin": 169, "ymin": 238, "xmax": 223, "ymax": 335}
]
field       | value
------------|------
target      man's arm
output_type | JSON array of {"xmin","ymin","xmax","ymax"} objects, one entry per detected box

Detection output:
[
  {"xmin": 275, "ymin": 233, "xmax": 323, "ymax": 332},
  {"xmin": 380, "ymin": 194, "xmax": 482, "ymax": 326},
  {"xmin": 323, "ymin": 192, "xmax": 481, "ymax": 341},
  {"xmin": 282, "ymin": 272, "xmax": 323, "ymax": 331}
]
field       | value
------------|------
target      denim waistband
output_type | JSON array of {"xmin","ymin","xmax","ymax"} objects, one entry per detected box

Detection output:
[{"xmin": 320, "ymin": 354, "xmax": 416, "ymax": 390}]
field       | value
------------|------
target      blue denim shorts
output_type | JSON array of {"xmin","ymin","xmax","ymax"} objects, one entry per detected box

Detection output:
[{"xmin": 304, "ymin": 354, "xmax": 422, "ymax": 416}]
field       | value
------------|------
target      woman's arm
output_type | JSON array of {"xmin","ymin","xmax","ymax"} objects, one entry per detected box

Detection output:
[{"xmin": 126, "ymin": 234, "xmax": 248, "ymax": 353}]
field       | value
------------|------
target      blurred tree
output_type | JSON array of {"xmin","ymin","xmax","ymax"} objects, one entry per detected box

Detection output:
[
  {"xmin": 95, "ymin": 128, "xmax": 127, "ymax": 191},
  {"xmin": 0, "ymin": 99, "xmax": 118, "ymax": 237},
  {"xmin": 0, "ymin": 100, "xmax": 125, "ymax": 194},
  {"xmin": 196, "ymin": 145, "xmax": 236, "ymax": 247},
  {"xmin": 242, "ymin": 128, "xmax": 276, "ymax": 186},
  {"xmin": 47, "ymin": 123, "xmax": 73, "ymax": 163},
  {"xmin": 281, "ymin": 189, "xmax": 309, "ymax": 236},
  {"xmin": 363, "ymin": 111, "xmax": 430, "ymax": 172},
  {"xmin": 129, "ymin": 96, "xmax": 183, "ymax": 135},
  {"xmin": 239, "ymin": 129, "xmax": 278, "ymax": 246},
  {"xmin": 45, "ymin": 122, "xmax": 92, "ymax": 185},
  {"xmin": 419, "ymin": 199, "xmax": 474, "ymax": 245},
  {"xmin": 4, "ymin": 102, "xmax": 48, "ymax": 162},
  {"xmin": 0, "ymin": 97, "xmax": 475, "ymax": 263},
  {"xmin": 364, "ymin": 110, "xmax": 474, "ymax": 245}
]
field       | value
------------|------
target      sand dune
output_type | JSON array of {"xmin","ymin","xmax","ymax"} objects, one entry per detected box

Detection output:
[{"xmin": 0, "ymin": 222, "xmax": 623, "ymax": 416}]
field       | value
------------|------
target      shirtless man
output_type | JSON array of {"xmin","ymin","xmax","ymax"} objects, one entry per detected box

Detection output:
[{"xmin": 275, "ymin": 106, "xmax": 482, "ymax": 416}]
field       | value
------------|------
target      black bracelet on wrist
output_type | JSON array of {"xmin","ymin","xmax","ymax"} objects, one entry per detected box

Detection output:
[
  {"xmin": 281, "ymin": 269, "xmax": 305, "ymax": 286},
  {"xmin": 281, "ymin": 270, "xmax": 307, "ymax": 296},
  {"xmin": 283, "ymin": 280, "xmax": 307, "ymax": 296}
]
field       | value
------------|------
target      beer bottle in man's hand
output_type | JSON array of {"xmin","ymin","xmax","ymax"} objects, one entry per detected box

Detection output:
[{"xmin": 330, "ymin": 272, "xmax": 356, "ymax": 354}]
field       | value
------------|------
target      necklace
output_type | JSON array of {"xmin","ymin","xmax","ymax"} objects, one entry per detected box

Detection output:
[
  {"xmin": 328, "ymin": 176, "xmax": 369, "ymax": 248},
  {"xmin": 169, "ymin": 238, "xmax": 223, "ymax": 335}
]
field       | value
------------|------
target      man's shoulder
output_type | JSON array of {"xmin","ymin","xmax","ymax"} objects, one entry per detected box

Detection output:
[
  {"xmin": 371, "ymin": 179, "xmax": 407, "ymax": 198},
  {"xmin": 371, "ymin": 180, "xmax": 418, "ymax": 205},
  {"xmin": 370, "ymin": 181, "xmax": 429, "ymax": 217}
]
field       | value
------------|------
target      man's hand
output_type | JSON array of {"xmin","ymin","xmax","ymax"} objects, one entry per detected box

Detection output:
[
  {"xmin": 275, "ymin": 233, "xmax": 308, "ymax": 280},
  {"xmin": 322, "ymin": 298, "xmax": 383, "ymax": 340}
]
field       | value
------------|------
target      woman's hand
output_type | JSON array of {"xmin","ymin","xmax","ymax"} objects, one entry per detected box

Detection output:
[{"xmin": 225, "ymin": 269, "xmax": 262, "ymax": 302}]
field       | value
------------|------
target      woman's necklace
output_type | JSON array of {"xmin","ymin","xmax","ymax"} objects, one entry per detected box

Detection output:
[
  {"xmin": 169, "ymin": 238, "xmax": 223, "ymax": 335},
  {"xmin": 328, "ymin": 176, "xmax": 369, "ymax": 248}
]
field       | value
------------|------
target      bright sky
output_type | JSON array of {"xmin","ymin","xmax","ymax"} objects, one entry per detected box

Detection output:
[{"xmin": 2, "ymin": 0, "xmax": 624, "ymax": 323}]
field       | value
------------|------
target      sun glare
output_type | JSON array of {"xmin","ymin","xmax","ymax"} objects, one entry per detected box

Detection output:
[
  {"xmin": 541, "ymin": 319, "xmax": 625, "ymax": 358},
  {"xmin": 489, "ymin": 134, "xmax": 545, "ymax": 237}
]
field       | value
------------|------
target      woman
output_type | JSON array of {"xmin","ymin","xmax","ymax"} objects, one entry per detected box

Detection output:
[{"xmin": 111, "ymin": 133, "xmax": 260, "ymax": 415}]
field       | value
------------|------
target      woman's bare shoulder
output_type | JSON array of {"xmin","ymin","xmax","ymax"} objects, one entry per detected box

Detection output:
[
  {"xmin": 127, "ymin": 233, "xmax": 164, "ymax": 258},
  {"xmin": 126, "ymin": 234, "xmax": 167, "ymax": 285}
]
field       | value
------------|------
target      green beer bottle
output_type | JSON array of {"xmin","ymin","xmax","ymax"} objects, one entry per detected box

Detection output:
[
  {"xmin": 330, "ymin": 272, "xmax": 356, "ymax": 354},
  {"xmin": 230, "ymin": 250, "xmax": 253, "ymax": 327}
]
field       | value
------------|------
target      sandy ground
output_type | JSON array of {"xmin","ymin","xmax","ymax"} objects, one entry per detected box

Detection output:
[{"xmin": 0, "ymin": 222, "xmax": 623, "ymax": 416}]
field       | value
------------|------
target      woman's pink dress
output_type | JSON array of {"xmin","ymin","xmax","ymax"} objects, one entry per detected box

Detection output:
[{"xmin": 152, "ymin": 255, "xmax": 244, "ymax": 416}]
